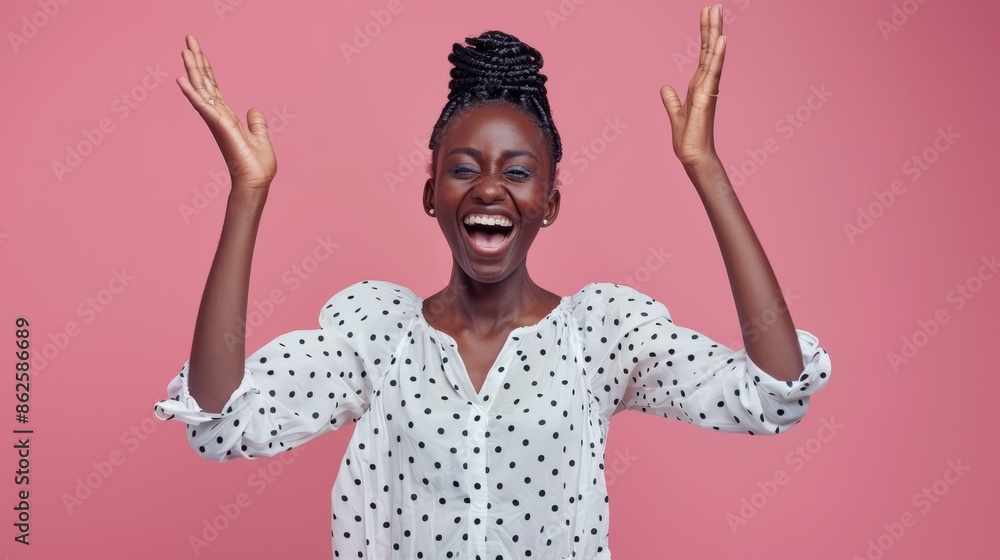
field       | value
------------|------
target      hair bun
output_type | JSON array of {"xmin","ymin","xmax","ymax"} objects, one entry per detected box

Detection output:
[
  {"xmin": 429, "ymin": 29, "xmax": 562, "ymax": 166},
  {"xmin": 447, "ymin": 30, "xmax": 548, "ymax": 103}
]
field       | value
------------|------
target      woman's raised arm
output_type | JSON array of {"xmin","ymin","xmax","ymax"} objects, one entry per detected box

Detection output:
[
  {"xmin": 176, "ymin": 35, "xmax": 277, "ymax": 413},
  {"xmin": 659, "ymin": 6, "xmax": 805, "ymax": 382}
]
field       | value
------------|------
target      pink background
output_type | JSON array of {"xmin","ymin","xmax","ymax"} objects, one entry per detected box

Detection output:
[{"xmin": 3, "ymin": 0, "xmax": 997, "ymax": 558}]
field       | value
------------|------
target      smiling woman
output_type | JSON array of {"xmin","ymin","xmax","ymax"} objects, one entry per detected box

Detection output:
[{"xmin": 154, "ymin": 6, "xmax": 833, "ymax": 559}]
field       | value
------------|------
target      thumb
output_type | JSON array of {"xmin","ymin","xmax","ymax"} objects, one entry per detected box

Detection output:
[
  {"xmin": 659, "ymin": 85, "xmax": 683, "ymax": 125},
  {"xmin": 246, "ymin": 107, "xmax": 271, "ymax": 142}
]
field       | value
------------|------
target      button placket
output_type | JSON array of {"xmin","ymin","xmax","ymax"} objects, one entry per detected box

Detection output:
[{"xmin": 467, "ymin": 402, "xmax": 490, "ymax": 556}]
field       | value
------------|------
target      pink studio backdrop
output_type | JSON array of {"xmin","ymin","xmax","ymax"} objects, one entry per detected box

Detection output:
[{"xmin": 3, "ymin": 0, "xmax": 997, "ymax": 558}]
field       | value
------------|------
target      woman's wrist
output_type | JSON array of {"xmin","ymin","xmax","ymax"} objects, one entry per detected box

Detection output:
[
  {"xmin": 684, "ymin": 156, "xmax": 734, "ymax": 199},
  {"xmin": 227, "ymin": 184, "xmax": 269, "ymax": 208}
]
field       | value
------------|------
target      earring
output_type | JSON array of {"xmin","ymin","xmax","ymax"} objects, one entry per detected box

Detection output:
[
  {"xmin": 542, "ymin": 219, "xmax": 548, "ymax": 225},
  {"xmin": 429, "ymin": 209, "xmax": 435, "ymax": 215}
]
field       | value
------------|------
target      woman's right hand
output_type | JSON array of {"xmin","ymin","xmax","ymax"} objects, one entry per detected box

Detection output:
[{"xmin": 176, "ymin": 35, "xmax": 277, "ymax": 191}]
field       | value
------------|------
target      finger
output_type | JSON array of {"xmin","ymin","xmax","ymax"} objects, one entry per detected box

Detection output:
[
  {"xmin": 659, "ymin": 85, "xmax": 684, "ymax": 126},
  {"xmin": 695, "ymin": 5, "xmax": 721, "ymax": 100},
  {"xmin": 690, "ymin": 7, "xmax": 709, "ymax": 104},
  {"xmin": 200, "ymin": 51, "xmax": 220, "ymax": 94},
  {"xmin": 699, "ymin": 35, "xmax": 726, "ymax": 97},
  {"xmin": 698, "ymin": 6, "xmax": 710, "ymax": 72},
  {"xmin": 181, "ymin": 45, "xmax": 211, "ymax": 101},
  {"xmin": 711, "ymin": 4, "xmax": 723, "ymax": 44},
  {"xmin": 701, "ymin": 5, "xmax": 721, "ymax": 82},
  {"xmin": 246, "ymin": 107, "xmax": 271, "ymax": 142},
  {"xmin": 185, "ymin": 35, "xmax": 221, "ymax": 99},
  {"xmin": 194, "ymin": 51, "xmax": 218, "ymax": 97},
  {"xmin": 188, "ymin": 35, "xmax": 221, "ymax": 98}
]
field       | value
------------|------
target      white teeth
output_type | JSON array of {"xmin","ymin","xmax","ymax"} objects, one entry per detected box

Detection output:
[{"xmin": 463, "ymin": 214, "xmax": 513, "ymax": 227}]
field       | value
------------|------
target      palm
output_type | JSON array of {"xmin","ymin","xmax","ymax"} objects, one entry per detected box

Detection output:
[
  {"xmin": 660, "ymin": 5, "xmax": 727, "ymax": 170},
  {"xmin": 176, "ymin": 35, "xmax": 277, "ymax": 190}
]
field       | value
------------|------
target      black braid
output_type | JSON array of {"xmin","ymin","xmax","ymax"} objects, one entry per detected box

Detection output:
[{"xmin": 428, "ymin": 30, "xmax": 562, "ymax": 184}]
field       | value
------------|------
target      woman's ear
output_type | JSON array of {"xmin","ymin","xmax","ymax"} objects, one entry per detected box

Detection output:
[
  {"xmin": 542, "ymin": 187, "xmax": 561, "ymax": 227},
  {"xmin": 422, "ymin": 178, "xmax": 435, "ymax": 217}
]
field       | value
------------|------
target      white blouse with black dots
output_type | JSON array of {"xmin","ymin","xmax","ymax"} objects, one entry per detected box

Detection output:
[{"xmin": 154, "ymin": 279, "xmax": 832, "ymax": 559}]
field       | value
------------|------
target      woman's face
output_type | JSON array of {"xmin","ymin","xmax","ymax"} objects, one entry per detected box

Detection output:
[{"xmin": 423, "ymin": 103, "xmax": 560, "ymax": 284}]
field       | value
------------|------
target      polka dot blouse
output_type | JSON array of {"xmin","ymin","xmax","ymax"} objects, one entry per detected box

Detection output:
[{"xmin": 154, "ymin": 279, "xmax": 832, "ymax": 559}]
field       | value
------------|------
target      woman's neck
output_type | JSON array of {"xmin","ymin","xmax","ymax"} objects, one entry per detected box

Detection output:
[{"xmin": 424, "ymin": 263, "xmax": 560, "ymax": 337}]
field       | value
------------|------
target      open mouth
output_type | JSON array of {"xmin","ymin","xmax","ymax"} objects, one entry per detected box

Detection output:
[{"xmin": 462, "ymin": 214, "xmax": 515, "ymax": 254}]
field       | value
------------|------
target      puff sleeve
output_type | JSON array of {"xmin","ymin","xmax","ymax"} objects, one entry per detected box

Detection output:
[
  {"xmin": 579, "ymin": 283, "xmax": 832, "ymax": 435},
  {"xmin": 153, "ymin": 282, "xmax": 388, "ymax": 461}
]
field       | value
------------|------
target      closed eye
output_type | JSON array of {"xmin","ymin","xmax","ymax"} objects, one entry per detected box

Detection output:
[
  {"xmin": 449, "ymin": 165, "xmax": 478, "ymax": 176},
  {"xmin": 449, "ymin": 165, "xmax": 533, "ymax": 180},
  {"xmin": 504, "ymin": 166, "xmax": 533, "ymax": 179}
]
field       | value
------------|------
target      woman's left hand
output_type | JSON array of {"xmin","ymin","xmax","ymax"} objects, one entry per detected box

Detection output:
[{"xmin": 660, "ymin": 4, "xmax": 727, "ymax": 171}]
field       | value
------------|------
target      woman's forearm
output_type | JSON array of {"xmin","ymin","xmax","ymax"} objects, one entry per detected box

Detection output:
[
  {"xmin": 684, "ymin": 158, "xmax": 804, "ymax": 382},
  {"xmin": 187, "ymin": 186, "xmax": 269, "ymax": 413}
]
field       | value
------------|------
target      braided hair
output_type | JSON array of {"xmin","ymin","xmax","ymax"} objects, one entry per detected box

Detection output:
[{"xmin": 428, "ymin": 30, "xmax": 562, "ymax": 187}]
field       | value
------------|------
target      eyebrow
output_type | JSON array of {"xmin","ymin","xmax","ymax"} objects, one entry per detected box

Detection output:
[{"xmin": 445, "ymin": 147, "xmax": 539, "ymax": 163}]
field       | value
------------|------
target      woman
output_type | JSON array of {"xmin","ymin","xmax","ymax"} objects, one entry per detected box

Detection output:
[{"xmin": 155, "ymin": 6, "xmax": 832, "ymax": 558}]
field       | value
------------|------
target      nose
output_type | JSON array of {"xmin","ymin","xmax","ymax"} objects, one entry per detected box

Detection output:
[{"xmin": 471, "ymin": 173, "xmax": 507, "ymax": 203}]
